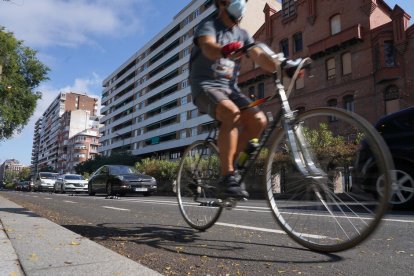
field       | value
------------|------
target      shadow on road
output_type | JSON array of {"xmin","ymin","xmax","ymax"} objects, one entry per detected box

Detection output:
[{"xmin": 63, "ymin": 222, "xmax": 343, "ymax": 264}]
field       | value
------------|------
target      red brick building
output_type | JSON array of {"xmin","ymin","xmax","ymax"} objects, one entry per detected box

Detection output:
[{"xmin": 239, "ymin": 0, "xmax": 414, "ymax": 124}]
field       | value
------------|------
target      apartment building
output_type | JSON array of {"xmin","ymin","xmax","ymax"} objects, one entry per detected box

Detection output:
[
  {"xmin": 238, "ymin": 0, "xmax": 414, "ymax": 124},
  {"xmin": 99, "ymin": 0, "xmax": 280, "ymax": 159},
  {"xmin": 31, "ymin": 92, "xmax": 98, "ymax": 174},
  {"xmin": 56, "ymin": 110, "xmax": 102, "ymax": 173}
]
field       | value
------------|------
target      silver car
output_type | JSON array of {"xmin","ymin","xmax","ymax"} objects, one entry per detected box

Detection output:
[{"xmin": 54, "ymin": 174, "xmax": 88, "ymax": 194}]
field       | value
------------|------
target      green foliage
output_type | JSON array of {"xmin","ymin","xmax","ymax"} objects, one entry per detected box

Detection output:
[
  {"xmin": 75, "ymin": 151, "xmax": 139, "ymax": 175},
  {"xmin": 135, "ymin": 158, "xmax": 178, "ymax": 183},
  {"xmin": 3, "ymin": 170, "xmax": 18, "ymax": 185},
  {"xmin": 0, "ymin": 27, "xmax": 49, "ymax": 140},
  {"xmin": 18, "ymin": 167, "xmax": 31, "ymax": 180},
  {"xmin": 303, "ymin": 123, "xmax": 358, "ymax": 166}
]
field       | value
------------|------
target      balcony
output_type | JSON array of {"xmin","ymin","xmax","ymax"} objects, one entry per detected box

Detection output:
[
  {"xmin": 308, "ymin": 24, "xmax": 363, "ymax": 59},
  {"xmin": 374, "ymin": 66, "xmax": 403, "ymax": 84}
]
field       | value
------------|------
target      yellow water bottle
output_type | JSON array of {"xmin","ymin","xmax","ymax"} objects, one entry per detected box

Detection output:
[{"xmin": 237, "ymin": 138, "xmax": 259, "ymax": 169}]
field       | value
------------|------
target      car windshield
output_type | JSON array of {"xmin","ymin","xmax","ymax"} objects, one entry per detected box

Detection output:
[
  {"xmin": 64, "ymin": 175, "xmax": 84, "ymax": 180},
  {"xmin": 110, "ymin": 166, "xmax": 137, "ymax": 175},
  {"xmin": 40, "ymin": 173, "xmax": 58, "ymax": 179}
]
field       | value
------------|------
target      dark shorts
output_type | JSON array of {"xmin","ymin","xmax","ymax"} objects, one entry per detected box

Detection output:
[{"xmin": 194, "ymin": 87, "xmax": 258, "ymax": 119}]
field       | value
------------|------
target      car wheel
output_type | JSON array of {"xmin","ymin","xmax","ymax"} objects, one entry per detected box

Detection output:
[
  {"xmin": 376, "ymin": 164, "xmax": 414, "ymax": 209},
  {"xmin": 53, "ymin": 186, "xmax": 57, "ymax": 193},
  {"xmin": 119, "ymin": 192, "xmax": 126, "ymax": 197},
  {"xmin": 106, "ymin": 183, "xmax": 113, "ymax": 196},
  {"xmin": 88, "ymin": 183, "xmax": 95, "ymax": 196},
  {"xmin": 143, "ymin": 192, "xmax": 152, "ymax": 197},
  {"xmin": 61, "ymin": 185, "xmax": 66, "ymax": 194}
]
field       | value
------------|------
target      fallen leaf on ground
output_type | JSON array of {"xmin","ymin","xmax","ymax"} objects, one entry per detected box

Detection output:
[{"xmin": 70, "ymin": 241, "xmax": 80, "ymax": 246}]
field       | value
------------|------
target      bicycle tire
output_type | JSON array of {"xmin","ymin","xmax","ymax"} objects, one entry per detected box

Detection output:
[
  {"xmin": 265, "ymin": 107, "xmax": 393, "ymax": 252},
  {"xmin": 177, "ymin": 140, "xmax": 223, "ymax": 231}
]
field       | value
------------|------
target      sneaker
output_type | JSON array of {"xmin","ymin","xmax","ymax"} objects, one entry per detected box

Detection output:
[{"xmin": 218, "ymin": 172, "xmax": 249, "ymax": 199}]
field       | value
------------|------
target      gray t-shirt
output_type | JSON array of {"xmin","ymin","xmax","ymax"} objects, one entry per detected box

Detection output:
[{"xmin": 189, "ymin": 16, "xmax": 254, "ymax": 99}]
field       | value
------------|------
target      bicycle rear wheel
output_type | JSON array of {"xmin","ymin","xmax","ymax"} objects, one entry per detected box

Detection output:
[
  {"xmin": 177, "ymin": 140, "xmax": 223, "ymax": 231},
  {"xmin": 265, "ymin": 107, "xmax": 393, "ymax": 252}
]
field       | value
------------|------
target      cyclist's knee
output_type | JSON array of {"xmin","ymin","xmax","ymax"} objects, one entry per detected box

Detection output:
[{"xmin": 216, "ymin": 101, "xmax": 241, "ymax": 125}]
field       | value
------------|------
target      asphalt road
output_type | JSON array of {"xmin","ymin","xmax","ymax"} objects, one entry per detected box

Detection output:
[{"xmin": 1, "ymin": 191, "xmax": 413, "ymax": 275}]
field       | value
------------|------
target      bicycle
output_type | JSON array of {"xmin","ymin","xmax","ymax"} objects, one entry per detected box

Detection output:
[{"xmin": 176, "ymin": 43, "xmax": 394, "ymax": 252}]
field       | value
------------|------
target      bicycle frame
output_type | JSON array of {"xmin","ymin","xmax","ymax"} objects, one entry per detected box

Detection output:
[{"xmin": 202, "ymin": 43, "xmax": 325, "ymax": 186}]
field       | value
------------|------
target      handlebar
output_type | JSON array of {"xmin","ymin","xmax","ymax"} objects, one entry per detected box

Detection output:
[{"xmin": 232, "ymin": 42, "xmax": 313, "ymax": 99}]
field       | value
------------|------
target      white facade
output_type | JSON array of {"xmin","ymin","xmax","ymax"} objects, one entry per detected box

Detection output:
[{"xmin": 99, "ymin": 0, "xmax": 280, "ymax": 159}]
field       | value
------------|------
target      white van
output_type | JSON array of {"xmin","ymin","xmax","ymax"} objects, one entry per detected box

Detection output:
[{"xmin": 34, "ymin": 172, "xmax": 59, "ymax": 192}]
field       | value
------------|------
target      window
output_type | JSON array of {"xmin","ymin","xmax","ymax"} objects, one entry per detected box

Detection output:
[
  {"xmin": 330, "ymin": 14, "xmax": 341, "ymax": 35},
  {"xmin": 327, "ymin": 99, "xmax": 338, "ymax": 121},
  {"xmin": 293, "ymin": 32, "xmax": 303, "ymax": 53},
  {"xmin": 384, "ymin": 40, "xmax": 395, "ymax": 67},
  {"xmin": 191, "ymin": 127, "xmax": 197, "ymax": 137},
  {"xmin": 384, "ymin": 86, "xmax": 400, "ymax": 114},
  {"xmin": 343, "ymin": 95, "xmax": 354, "ymax": 112},
  {"xmin": 248, "ymin": 86, "xmax": 255, "ymax": 99},
  {"xmin": 326, "ymin": 58, "xmax": 336, "ymax": 80},
  {"xmin": 182, "ymin": 79, "xmax": 189, "ymax": 88},
  {"xmin": 280, "ymin": 38, "xmax": 289, "ymax": 58},
  {"xmin": 180, "ymin": 129, "xmax": 187, "ymax": 139},
  {"xmin": 189, "ymin": 109, "xmax": 198, "ymax": 119},
  {"xmin": 183, "ymin": 17, "xmax": 190, "ymax": 26},
  {"xmin": 282, "ymin": 0, "xmax": 296, "ymax": 18},
  {"xmin": 181, "ymin": 96, "xmax": 187, "ymax": 105},
  {"xmin": 258, "ymin": 83, "xmax": 265, "ymax": 99},
  {"xmin": 180, "ymin": 112, "xmax": 186, "ymax": 122},
  {"xmin": 342, "ymin": 52, "xmax": 352, "ymax": 75},
  {"xmin": 194, "ymin": 8, "xmax": 200, "ymax": 19},
  {"xmin": 183, "ymin": 47, "xmax": 190, "ymax": 57}
]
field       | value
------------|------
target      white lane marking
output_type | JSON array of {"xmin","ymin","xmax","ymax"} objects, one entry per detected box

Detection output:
[
  {"xmin": 44, "ymin": 198, "xmax": 52, "ymax": 200},
  {"xmin": 74, "ymin": 197, "xmax": 414, "ymax": 224},
  {"xmin": 63, "ymin": 200, "xmax": 77, "ymax": 204},
  {"xmin": 216, "ymin": 222, "xmax": 329, "ymax": 239},
  {"xmin": 102, "ymin": 206, "xmax": 130, "ymax": 211}
]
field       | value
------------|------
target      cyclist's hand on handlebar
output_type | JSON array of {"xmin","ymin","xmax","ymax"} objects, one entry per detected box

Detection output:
[
  {"xmin": 221, "ymin": 41, "xmax": 243, "ymax": 58},
  {"xmin": 283, "ymin": 58, "xmax": 303, "ymax": 78}
]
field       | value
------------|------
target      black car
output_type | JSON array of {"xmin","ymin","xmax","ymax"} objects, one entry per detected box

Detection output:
[
  {"xmin": 16, "ymin": 181, "xmax": 31, "ymax": 192},
  {"xmin": 355, "ymin": 106, "xmax": 414, "ymax": 209},
  {"xmin": 88, "ymin": 165, "xmax": 157, "ymax": 197}
]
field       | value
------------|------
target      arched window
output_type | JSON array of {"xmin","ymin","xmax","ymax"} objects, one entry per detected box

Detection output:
[
  {"xmin": 330, "ymin": 14, "xmax": 341, "ymax": 35},
  {"xmin": 343, "ymin": 95, "xmax": 354, "ymax": 112},
  {"xmin": 384, "ymin": 85, "xmax": 400, "ymax": 114},
  {"xmin": 342, "ymin": 52, "xmax": 352, "ymax": 75}
]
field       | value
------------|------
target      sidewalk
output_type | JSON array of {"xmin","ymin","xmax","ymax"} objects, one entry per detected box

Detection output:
[{"xmin": 0, "ymin": 194, "xmax": 161, "ymax": 276}]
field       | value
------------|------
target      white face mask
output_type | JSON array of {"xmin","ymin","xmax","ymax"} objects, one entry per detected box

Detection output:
[{"xmin": 226, "ymin": 0, "xmax": 246, "ymax": 22}]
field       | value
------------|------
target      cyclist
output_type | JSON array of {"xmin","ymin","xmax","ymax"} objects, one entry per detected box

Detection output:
[{"xmin": 189, "ymin": 0, "xmax": 295, "ymax": 198}]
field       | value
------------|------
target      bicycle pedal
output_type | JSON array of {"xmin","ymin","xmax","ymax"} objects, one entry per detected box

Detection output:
[{"xmin": 222, "ymin": 198, "xmax": 238, "ymax": 209}]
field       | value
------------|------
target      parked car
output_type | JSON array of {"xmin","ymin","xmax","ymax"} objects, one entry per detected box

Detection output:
[
  {"xmin": 34, "ymin": 172, "xmax": 59, "ymax": 192},
  {"xmin": 354, "ymin": 106, "xmax": 414, "ymax": 209},
  {"xmin": 88, "ymin": 165, "xmax": 157, "ymax": 197},
  {"xmin": 54, "ymin": 174, "xmax": 88, "ymax": 194},
  {"xmin": 16, "ymin": 181, "xmax": 31, "ymax": 192}
]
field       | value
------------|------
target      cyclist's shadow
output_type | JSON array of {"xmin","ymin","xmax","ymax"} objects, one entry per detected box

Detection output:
[{"xmin": 63, "ymin": 222, "xmax": 343, "ymax": 264}]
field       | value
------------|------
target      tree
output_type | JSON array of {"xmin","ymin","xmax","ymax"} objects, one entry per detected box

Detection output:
[
  {"xmin": 18, "ymin": 167, "xmax": 31, "ymax": 180},
  {"xmin": 0, "ymin": 27, "xmax": 49, "ymax": 140}
]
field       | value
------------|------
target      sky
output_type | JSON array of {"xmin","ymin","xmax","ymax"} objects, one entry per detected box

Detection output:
[{"xmin": 0, "ymin": 0, "xmax": 413, "ymax": 166}]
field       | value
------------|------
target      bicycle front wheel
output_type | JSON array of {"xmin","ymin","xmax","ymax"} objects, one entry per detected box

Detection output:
[
  {"xmin": 265, "ymin": 107, "xmax": 393, "ymax": 252},
  {"xmin": 177, "ymin": 140, "xmax": 223, "ymax": 231}
]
